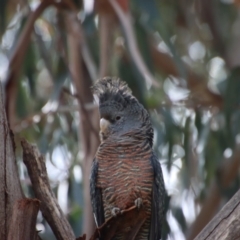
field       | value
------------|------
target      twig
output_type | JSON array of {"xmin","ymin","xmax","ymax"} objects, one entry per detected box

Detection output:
[
  {"xmin": 90, "ymin": 202, "xmax": 147, "ymax": 240},
  {"xmin": 12, "ymin": 103, "xmax": 97, "ymax": 133},
  {"xmin": 98, "ymin": 204, "xmax": 139, "ymax": 231},
  {"xmin": 21, "ymin": 139, "xmax": 75, "ymax": 240},
  {"xmin": 109, "ymin": 0, "xmax": 160, "ymax": 88}
]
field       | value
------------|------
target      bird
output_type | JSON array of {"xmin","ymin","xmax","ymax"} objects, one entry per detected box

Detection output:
[{"xmin": 90, "ymin": 77, "xmax": 165, "ymax": 240}]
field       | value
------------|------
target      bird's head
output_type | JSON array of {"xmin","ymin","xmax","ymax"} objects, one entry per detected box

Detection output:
[{"xmin": 92, "ymin": 77, "xmax": 153, "ymax": 145}]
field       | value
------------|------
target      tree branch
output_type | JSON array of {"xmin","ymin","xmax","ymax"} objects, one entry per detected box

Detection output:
[
  {"xmin": 187, "ymin": 144, "xmax": 240, "ymax": 239},
  {"xmin": 99, "ymin": 13, "xmax": 113, "ymax": 77},
  {"xmin": 21, "ymin": 139, "xmax": 75, "ymax": 240},
  {"xmin": 65, "ymin": 12, "xmax": 100, "ymax": 237},
  {"xmin": 5, "ymin": 0, "xmax": 54, "ymax": 127},
  {"xmin": 194, "ymin": 188, "xmax": 240, "ymax": 240},
  {"xmin": 109, "ymin": 0, "xmax": 160, "ymax": 87}
]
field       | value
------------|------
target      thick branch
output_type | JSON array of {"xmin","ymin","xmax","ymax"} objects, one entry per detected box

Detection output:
[
  {"xmin": 7, "ymin": 198, "xmax": 40, "ymax": 240},
  {"xmin": 187, "ymin": 145, "xmax": 240, "ymax": 239},
  {"xmin": 21, "ymin": 139, "xmax": 75, "ymax": 240},
  {"xmin": 194, "ymin": 188, "xmax": 240, "ymax": 240}
]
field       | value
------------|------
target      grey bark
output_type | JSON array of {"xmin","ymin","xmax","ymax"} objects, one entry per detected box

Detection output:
[
  {"xmin": 21, "ymin": 139, "xmax": 76, "ymax": 240},
  {"xmin": 194, "ymin": 188, "xmax": 240, "ymax": 240},
  {"xmin": 0, "ymin": 80, "xmax": 24, "ymax": 239}
]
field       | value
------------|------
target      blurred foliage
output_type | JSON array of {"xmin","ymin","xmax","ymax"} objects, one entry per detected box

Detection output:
[{"xmin": 1, "ymin": 0, "xmax": 240, "ymax": 239}]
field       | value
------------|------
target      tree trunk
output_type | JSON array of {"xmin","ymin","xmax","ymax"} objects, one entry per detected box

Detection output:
[
  {"xmin": 0, "ymin": 81, "xmax": 25, "ymax": 239},
  {"xmin": 7, "ymin": 199, "xmax": 40, "ymax": 240}
]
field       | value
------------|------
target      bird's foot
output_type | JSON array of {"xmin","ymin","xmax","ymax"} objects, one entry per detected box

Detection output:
[
  {"xmin": 111, "ymin": 207, "xmax": 121, "ymax": 217},
  {"xmin": 134, "ymin": 197, "xmax": 143, "ymax": 209}
]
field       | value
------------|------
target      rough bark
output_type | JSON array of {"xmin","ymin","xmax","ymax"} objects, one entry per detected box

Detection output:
[
  {"xmin": 194, "ymin": 188, "xmax": 240, "ymax": 240},
  {"xmin": 0, "ymin": 80, "xmax": 24, "ymax": 239},
  {"xmin": 21, "ymin": 139, "xmax": 75, "ymax": 240},
  {"xmin": 7, "ymin": 198, "xmax": 40, "ymax": 240}
]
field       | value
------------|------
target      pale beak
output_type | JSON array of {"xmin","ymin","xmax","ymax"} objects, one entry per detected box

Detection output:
[{"xmin": 100, "ymin": 118, "xmax": 110, "ymax": 132}]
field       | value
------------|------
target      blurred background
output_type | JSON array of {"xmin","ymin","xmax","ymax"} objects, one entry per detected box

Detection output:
[{"xmin": 1, "ymin": 0, "xmax": 240, "ymax": 239}]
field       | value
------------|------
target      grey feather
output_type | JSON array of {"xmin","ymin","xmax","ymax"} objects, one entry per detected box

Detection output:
[
  {"xmin": 150, "ymin": 153, "xmax": 166, "ymax": 240},
  {"xmin": 90, "ymin": 159, "xmax": 105, "ymax": 227}
]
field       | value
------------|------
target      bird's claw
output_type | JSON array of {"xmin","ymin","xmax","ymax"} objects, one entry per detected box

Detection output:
[
  {"xmin": 111, "ymin": 207, "xmax": 121, "ymax": 217},
  {"xmin": 134, "ymin": 197, "xmax": 143, "ymax": 209}
]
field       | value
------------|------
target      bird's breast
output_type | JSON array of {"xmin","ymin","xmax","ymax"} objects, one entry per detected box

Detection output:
[{"xmin": 96, "ymin": 141, "xmax": 154, "ymax": 222}]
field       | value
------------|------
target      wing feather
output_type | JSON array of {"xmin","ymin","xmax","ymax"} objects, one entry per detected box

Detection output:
[
  {"xmin": 90, "ymin": 158, "xmax": 105, "ymax": 228},
  {"xmin": 149, "ymin": 154, "xmax": 166, "ymax": 240}
]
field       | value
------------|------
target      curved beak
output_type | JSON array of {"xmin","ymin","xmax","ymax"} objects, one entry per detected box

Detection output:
[{"xmin": 100, "ymin": 118, "xmax": 110, "ymax": 132}]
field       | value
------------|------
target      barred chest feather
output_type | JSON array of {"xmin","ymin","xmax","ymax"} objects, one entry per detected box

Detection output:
[{"xmin": 96, "ymin": 139, "xmax": 154, "ymax": 239}]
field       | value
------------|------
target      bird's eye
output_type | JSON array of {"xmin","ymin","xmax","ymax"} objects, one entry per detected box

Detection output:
[{"xmin": 115, "ymin": 116, "xmax": 121, "ymax": 121}]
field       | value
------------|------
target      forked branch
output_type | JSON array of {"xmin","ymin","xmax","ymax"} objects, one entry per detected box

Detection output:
[{"xmin": 21, "ymin": 139, "xmax": 75, "ymax": 240}]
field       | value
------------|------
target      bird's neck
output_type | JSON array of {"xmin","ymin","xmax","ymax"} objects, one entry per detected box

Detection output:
[
  {"xmin": 97, "ymin": 134, "xmax": 152, "ymax": 160},
  {"xmin": 102, "ymin": 131, "xmax": 150, "ymax": 145}
]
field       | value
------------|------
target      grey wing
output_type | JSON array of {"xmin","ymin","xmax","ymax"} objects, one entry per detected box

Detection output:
[
  {"xmin": 90, "ymin": 158, "xmax": 105, "ymax": 227},
  {"xmin": 149, "ymin": 153, "xmax": 166, "ymax": 240}
]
